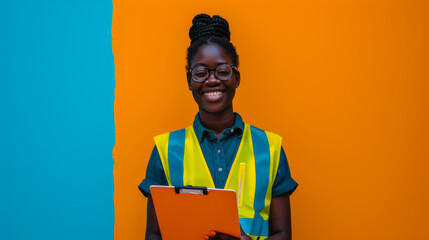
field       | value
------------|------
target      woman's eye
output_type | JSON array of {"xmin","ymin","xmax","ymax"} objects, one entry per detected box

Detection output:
[
  {"xmin": 218, "ymin": 71, "xmax": 230, "ymax": 76},
  {"xmin": 195, "ymin": 72, "xmax": 207, "ymax": 77}
]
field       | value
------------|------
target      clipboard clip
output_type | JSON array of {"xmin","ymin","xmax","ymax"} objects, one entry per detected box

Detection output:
[{"xmin": 174, "ymin": 186, "xmax": 208, "ymax": 195}]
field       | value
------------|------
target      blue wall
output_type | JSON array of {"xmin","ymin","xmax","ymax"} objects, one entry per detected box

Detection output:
[{"xmin": 0, "ymin": 1, "xmax": 115, "ymax": 239}]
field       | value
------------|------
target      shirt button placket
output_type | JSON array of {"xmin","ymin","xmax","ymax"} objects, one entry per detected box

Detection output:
[{"xmin": 215, "ymin": 140, "xmax": 226, "ymax": 188}]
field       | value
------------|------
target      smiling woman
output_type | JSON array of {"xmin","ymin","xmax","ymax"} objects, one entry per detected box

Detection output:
[{"xmin": 138, "ymin": 14, "xmax": 298, "ymax": 240}]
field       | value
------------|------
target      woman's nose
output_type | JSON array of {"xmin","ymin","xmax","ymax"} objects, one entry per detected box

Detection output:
[{"xmin": 204, "ymin": 70, "xmax": 221, "ymax": 85}]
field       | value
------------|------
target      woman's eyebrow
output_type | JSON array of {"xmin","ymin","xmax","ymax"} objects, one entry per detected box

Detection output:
[{"xmin": 192, "ymin": 63, "xmax": 208, "ymax": 67}]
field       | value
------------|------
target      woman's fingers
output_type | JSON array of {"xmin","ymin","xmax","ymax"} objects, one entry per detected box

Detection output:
[{"xmin": 204, "ymin": 231, "xmax": 240, "ymax": 240}]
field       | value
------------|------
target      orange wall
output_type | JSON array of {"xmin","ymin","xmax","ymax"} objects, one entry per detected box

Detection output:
[{"xmin": 112, "ymin": 0, "xmax": 429, "ymax": 239}]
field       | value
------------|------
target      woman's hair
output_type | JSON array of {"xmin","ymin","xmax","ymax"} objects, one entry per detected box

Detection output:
[{"xmin": 186, "ymin": 14, "xmax": 239, "ymax": 70}]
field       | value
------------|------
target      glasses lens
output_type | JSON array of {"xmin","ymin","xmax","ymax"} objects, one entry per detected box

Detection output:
[
  {"xmin": 192, "ymin": 66, "xmax": 208, "ymax": 82},
  {"xmin": 215, "ymin": 64, "xmax": 233, "ymax": 80}
]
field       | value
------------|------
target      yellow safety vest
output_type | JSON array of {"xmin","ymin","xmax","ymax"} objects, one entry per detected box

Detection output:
[{"xmin": 154, "ymin": 123, "xmax": 282, "ymax": 240}]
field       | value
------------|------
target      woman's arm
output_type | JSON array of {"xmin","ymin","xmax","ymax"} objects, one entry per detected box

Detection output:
[
  {"xmin": 267, "ymin": 192, "xmax": 292, "ymax": 240},
  {"xmin": 146, "ymin": 195, "xmax": 162, "ymax": 240}
]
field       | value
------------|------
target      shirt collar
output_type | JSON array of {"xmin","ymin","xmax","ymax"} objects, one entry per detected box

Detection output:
[{"xmin": 193, "ymin": 112, "xmax": 244, "ymax": 142}]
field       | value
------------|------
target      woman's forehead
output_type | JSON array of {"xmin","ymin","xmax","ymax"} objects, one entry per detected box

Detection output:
[{"xmin": 192, "ymin": 44, "xmax": 233, "ymax": 66}]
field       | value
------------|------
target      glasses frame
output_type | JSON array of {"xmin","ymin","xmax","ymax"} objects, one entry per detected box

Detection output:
[{"xmin": 189, "ymin": 64, "xmax": 238, "ymax": 83}]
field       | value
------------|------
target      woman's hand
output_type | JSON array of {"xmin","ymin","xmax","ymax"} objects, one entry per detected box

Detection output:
[{"xmin": 204, "ymin": 229, "xmax": 252, "ymax": 240}]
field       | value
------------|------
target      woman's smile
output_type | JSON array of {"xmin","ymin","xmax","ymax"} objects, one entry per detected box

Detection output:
[{"xmin": 203, "ymin": 90, "xmax": 224, "ymax": 101}]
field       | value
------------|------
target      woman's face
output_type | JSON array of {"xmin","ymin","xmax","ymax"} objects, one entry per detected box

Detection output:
[{"xmin": 187, "ymin": 44, "xmax": 240, "ymax": 115}]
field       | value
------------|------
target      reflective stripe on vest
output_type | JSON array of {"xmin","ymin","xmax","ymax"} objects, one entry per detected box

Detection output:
[{"xmin": 154, "ymin": 124, "xmax": 282, "ymax": 239}]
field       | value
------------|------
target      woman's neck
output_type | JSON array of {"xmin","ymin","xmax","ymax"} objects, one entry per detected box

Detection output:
[{"xmin": 198, "ymin": 107, "xmax": 235, "ymax": 138}]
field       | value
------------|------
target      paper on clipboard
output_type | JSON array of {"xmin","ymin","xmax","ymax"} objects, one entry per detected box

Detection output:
[{"xmin": 150, "ymin": 185, "xmax": 241, "ymax": 240}]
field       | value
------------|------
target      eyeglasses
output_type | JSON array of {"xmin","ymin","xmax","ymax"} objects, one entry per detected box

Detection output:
[{"xmin": 189, "ymin": 64, "xmax": 237, "ymax": 82}]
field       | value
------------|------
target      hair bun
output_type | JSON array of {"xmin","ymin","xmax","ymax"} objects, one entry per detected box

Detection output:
[{"xmin": 189, "ymin": 14, "xmax": 231, "ymax": 44}]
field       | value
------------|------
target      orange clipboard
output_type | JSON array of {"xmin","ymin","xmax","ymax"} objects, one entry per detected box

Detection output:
[{"xmin": 150, "ymin": 185, "xmax": 241, "ymax": 240}]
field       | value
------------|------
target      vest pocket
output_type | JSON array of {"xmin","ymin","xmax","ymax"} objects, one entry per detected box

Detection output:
[{"xmin": 237, "ymin": 163, "xmax": 245, "ymax": 207}]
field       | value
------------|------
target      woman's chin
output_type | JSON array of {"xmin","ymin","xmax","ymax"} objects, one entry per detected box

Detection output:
[{"xmin": 199, "ymin": 103, "xmax": 233, "ymax": 115}]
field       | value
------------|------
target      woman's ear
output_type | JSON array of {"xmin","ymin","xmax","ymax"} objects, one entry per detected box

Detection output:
[
  {"xmin": 187, "ymin": 72, "xmax": 192, "ymax": 90},
  {"xmin": 235, "ymin": 70, "xmax": 241, "ymax": 88}
]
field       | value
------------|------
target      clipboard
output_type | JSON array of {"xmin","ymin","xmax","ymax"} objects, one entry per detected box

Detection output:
[{"xmin": 150, "ymin": 185, "xmax": 241, "ymax": 240}]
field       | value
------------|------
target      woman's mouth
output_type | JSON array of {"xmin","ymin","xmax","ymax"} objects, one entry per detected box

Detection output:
[{"xmin": 203, "ymin": 91, "xmax": 224, "ymax": 101}]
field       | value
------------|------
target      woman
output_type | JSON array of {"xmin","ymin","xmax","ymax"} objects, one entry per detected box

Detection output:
[{"xmin": 139, "ymin": 14, "xmax": 298, "ymax": 240}]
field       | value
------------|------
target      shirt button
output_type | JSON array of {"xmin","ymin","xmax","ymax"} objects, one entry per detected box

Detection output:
[
  {"xmin": 230, "ymin": 129, "xmax": 234, "ymax": 133},
  {"xmin": 218, "ymin": 168, "xmax": 223, "ymax": 172},
  {"xmin": 217, "ymin": 149, "xmax": 221, "ymax": 154}
]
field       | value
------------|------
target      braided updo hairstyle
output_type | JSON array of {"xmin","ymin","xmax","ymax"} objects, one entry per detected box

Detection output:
[{"xmin": 186, "ymin": 14, "xmax": 239, "ymax": 70}]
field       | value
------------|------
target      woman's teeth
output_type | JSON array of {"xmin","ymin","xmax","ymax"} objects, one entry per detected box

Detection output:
[{"xmin": 204, "ymin": 91, "xmax": 222, "ymax": 96}]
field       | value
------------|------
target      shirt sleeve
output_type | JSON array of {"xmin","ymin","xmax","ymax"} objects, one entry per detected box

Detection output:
[
  {"xmin": 138, "ymin": 145, "xmax": 168, "ymax": 197},
  {"xmin": 271, "ymin": 146, "xmax": 298, "ymax": 197}
]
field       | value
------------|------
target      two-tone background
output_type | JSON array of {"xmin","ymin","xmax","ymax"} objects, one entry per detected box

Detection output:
[{"xmin": 1, "ymin": 0, "xmax": 428, "ymax": 239}]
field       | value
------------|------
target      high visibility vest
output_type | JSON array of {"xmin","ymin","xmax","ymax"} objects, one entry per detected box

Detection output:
[{"xmin": 154, "ymin": 123, "xmax": 282, "ymax": 240}]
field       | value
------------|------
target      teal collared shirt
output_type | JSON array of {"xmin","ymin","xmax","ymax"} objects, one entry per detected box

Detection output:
[
  {"xmin": 193, "ymin": 112, "xmax": 245, "ymax": 188},
  {"xmin": 139, "ymin": 113, "xmax": 297, "ymax": 197}
]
